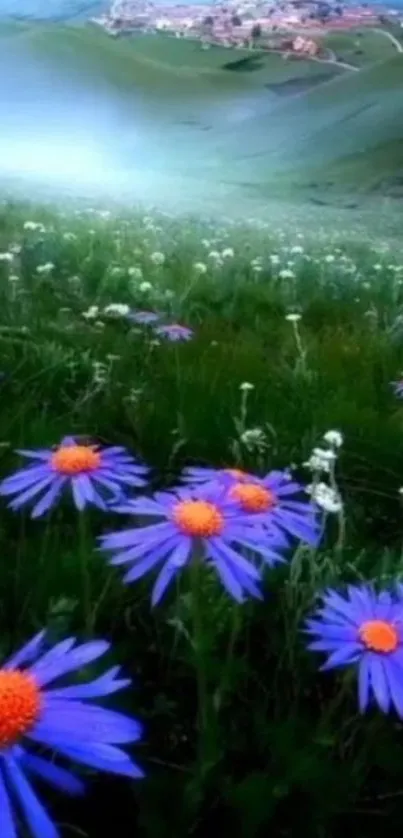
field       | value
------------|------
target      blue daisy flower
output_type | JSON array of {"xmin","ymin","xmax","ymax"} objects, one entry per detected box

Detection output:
[
  {"xmin": 0, "ymin": 436, "xmax": 149, "ymax": 517},
  {"xmin": 99, "ymin": 484, "xmax": 288, "ymax": 605},
  {"xmin": 0, "ymin": 632, "xmax": 144, "ymax": 838},
  {"xmin": 154, "ymin": 324, "xmax": 193, "ymax": 342},
  {"xmin": 182, "ymin": 466, "xmax": 320, "ymax": 548},
  {"xmin": 305, "ymin": 584, "xmax": 403, "ymax": 716}
]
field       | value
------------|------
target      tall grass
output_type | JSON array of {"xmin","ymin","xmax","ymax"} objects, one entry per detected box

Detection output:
[{"xmin": 1, "ymin": 196, "xmax": 403, "ymax": 837}]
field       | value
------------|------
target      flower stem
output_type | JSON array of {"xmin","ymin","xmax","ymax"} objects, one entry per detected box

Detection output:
[
  {"xmin": 213, "ymin": 603, "xmax": 241, "ymax": 713},
  {"xmin": 191, "ymin": 557, "xmax": 208, "ymax": 743},
  {"xmin": 78, "ymin": 512, "xmax": 92, "ymax": 634}
]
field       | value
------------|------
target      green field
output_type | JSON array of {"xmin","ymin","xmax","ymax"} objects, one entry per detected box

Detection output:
[
  {"xmin": 322, "ymin": 27, "xmax": 398, "ymax": 67},
  {"xmin": 0, "ymin": 196, "xmax": 402, "ymax": 836}
]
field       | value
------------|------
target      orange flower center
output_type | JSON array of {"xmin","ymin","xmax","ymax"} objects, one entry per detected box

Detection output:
[
  {"xmin": 172, "ymin": 500, "xmax": 224, "ymax": 537},
  {"xmin": 358, "ymin": 619, "xmax": 399, "ymax": 653},
  {"xmin": 51, "ymin": 445, "xmax": 101, "ymax": 475},
  {"xmin": 229, "ymin": 482, "xmax": 276, "ymax": 513},
  {"xmin": 0, "ymin": 670, "xmax": 42, "ymax": 748}
]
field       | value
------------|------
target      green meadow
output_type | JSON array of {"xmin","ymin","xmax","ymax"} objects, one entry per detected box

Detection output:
[{"xmin": 0, "ymin": 195, "xmax": 402, "ymax": 836}]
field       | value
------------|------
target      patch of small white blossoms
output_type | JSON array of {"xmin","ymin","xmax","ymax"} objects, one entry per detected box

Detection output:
[
  {"xmin": 36, "ymin": 263, "xmax": 54, "ymax": 275},
  {"xmin": 304, "ymin": 429, "xmax": 344, "ymax": 513},
  {"xmin": 23, "ymin": 221, "xmax": 46, "ymax": 233},
  {"xmin": 103, "ymin": 303, "xmax": 130, "ymax": 318},
  {"xmin": 149, "ymin": 251, "xmax": 165, "ymax": 267},
  {"xmin": 307, "ymin": 482, "xmax": 343, "ymax": 513}
]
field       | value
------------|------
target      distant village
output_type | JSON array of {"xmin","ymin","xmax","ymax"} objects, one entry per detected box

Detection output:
[{"xmin": 91, "ymin": 0, "xmax": 403, "ymax": 57}]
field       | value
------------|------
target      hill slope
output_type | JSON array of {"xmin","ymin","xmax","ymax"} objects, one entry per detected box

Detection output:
[
  {"xmin": 204, "ymin": 53, "xmax": 403, "ymax": 198},
  {"xmin": 0, "ymin": 19, "xmax": 402, "ymax": 206}
]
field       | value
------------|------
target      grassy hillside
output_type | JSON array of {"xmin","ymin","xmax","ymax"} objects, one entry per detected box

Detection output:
[
  {"xmin": 1, "ymin": 19, "xmax": 403, "ymax": 204},
  {"xmin": 205, "ymin": 53, "xmax": 403, "ymax": 197}
]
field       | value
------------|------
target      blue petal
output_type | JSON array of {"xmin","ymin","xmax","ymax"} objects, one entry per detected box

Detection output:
[
  {"xmin": 320, "ymin": 643, "xmax": 362, "ymax": 670},
  {"xmin": 37, "ymin": 740, "xmax": 144, "ymax": 779},
  {"xmin": 28, "ymin": 638, "xmax": 76, "ymax": 677},
  {"xmin": 0, "ymin": 762, "xmax": 18, "ymax": 838},
  {"xmin": 381, "ymin": 656, "xmax": 403, "ymax": 718},
  {"xmin": 31, "ymin": 477, "xmax": 66, "ymax": 518},
  {"xmin": 30, "ymin": 640, "xmax": 109, "ymax": 686},
  {"xmin": 209, "ymin": 537, "xmax": 261, "ymax": 579},
  {"xmin": 369, "ymin": 654, "xmax": 391, "ymax": 713},
  {"xmin": 0, "ymin": 466, "xmax": 51, "ymax": 494},
  {"xmin": 21, "ymin": 753, "xmax": 85, "ymax": 796},
  {"xmin": 151, "ymin": 562, "xmax": 179, "ymax": 605},
  {"xmin": 9, "ymin": 476, "xmax": 55, "ymax": 511},
  {"xmin": 358, "ymin": 655, "xmax": 370, "ymax": 712},
  {"xmin": 121, "ymin": 552, "xmax": 169, "ymax": 581},
  {"xmin": 122, "ymin": 539, "xmax": 180, "ymax": 584},
  {"xmin": 71, "ymin": 475, "xmax": 93, "ymax": 510},
  {"xmin": 32, "ymin": 700, "xmax": 143, "ymax": 745},
  {"xmin": 4, "ymin": 631, "xmax": 46, "ymax": 670},
  {"xmin": 46, "ymin": 666, "xmax": 130, "ymax": 700},
  {"xmin": 320, "ymin": 590, "xmax": 363, "ymax": 626},
  {"xmin": 15, "ymin": 449, "xmax": 52, "ymax": 461},
  {"xmin": 108, "ymin": 531, "xmax": 178, "ymax": 567},
  {"xmin": 100, "ymin": 522, "xmax": 173, "ymax": 551},
  {"xmin": 3, "ymin": 756, "xmax": 59, "ymax": 838},
  {"xmin": 212, "ymin": 556, "xmax": 245, "ymax": 602}
]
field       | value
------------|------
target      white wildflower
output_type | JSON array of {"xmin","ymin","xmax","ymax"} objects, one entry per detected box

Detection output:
[
  {"xmin": 82, "ymin": 306, "xmax": 99, "ymax": 320},
  {"xmin": 290, "ymin": 245, "xmax": 304, "ymax": 254},
  {"xmin": 139, "ymin": 282, "xmax": 153, "ymax": 293},
  {"xmin": 240, "ymin": 427, "xmax": 267, "ymax": 451},
  {"xmin": 36, "ymin": 263, "xmax": 54, "ymax": 274},
  {"xmin": 103, "ymin": 303, "xmax": 130, "ymax": 317},
  {"xmin": 239, "ymin": 382, "xmax": 254, "ymax": 391},
  {"xmin": 285, "ymin": 313, "xmax": 302, "ymax": 323},
  {"xmin": 193, "ymin": 261, "xmax": 207, "ymax": 275},
  {"xmin": 324, "ymin": 254, "xmax": 335, "ymax": 263},
  {"xmin": 270, "ymin": 254, "xmax": 280, "ymax": 264},
  {"xmin": 150, "ymin": 251, "xmax": 165, "ymax": 266},
  {"xmin": 278, "ymin": 268, "xmax": 295, "ymax": 279},
  {"xmin": 304, "ymin": 447, "xmax": 337, "ymax": 474},
  {"xmin": 221, "ymin": 247, "xmax": 234, "ymax": 259},
  {"xmin": 128, "ymin": 266, "xmax": 143, "ymax": 280},
  {"xmin": 0, "ymin": 253, "xmax": 13, "ymax": 262},
  {"xmin": 307, "ymin": 482, "xmax": 343, "ymax": 513},
  {"xmin": 323, "ymin": 430, "xmax": 344, "ymax": 449},
  {"xmin": 23, "ymin": 221, "xmax": 46, "ymax": 233}
]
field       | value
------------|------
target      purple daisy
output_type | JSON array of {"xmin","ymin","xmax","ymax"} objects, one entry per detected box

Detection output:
[
  {"xmin": 182, "ymin": 466, "xmax": 320, "ymax": 548},
  {"xmin": 0, "ymin": 632, "xmax": 143, "ymax": 838},
  {"xmin": 153, "ymin": 324, "xmax": 193, "ymax": 342},
  {"xmin": 99, "ymin": 484, "xmax": 288, "ymax": 605},
  {"xmin": 304, "ymin": 584, "xmax": 403, "ymax": 717},
  {"xmin": 0, "ymin": 436, "xmax": 149, "ymax": 518},
  {"xmin": 391, "ymin": 378, "xmax": 403, "ymax": 398},
  {"xmin": 127, "ymin": 310, "xmax": 162, "ymax": 325}
]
